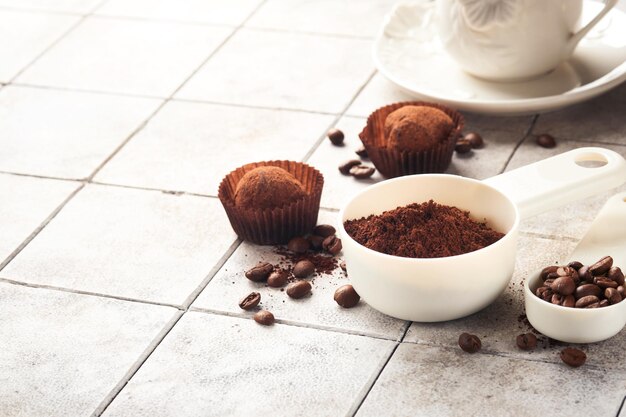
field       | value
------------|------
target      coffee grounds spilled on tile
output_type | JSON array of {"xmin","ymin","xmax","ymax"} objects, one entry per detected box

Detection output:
[{"xmin": 344, "ymin": 200, "xmax": 504, "ymax": 258}]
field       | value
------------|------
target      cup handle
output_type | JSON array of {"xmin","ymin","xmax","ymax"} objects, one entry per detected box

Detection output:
[
  {"xmin": 566, "ymin": 0, "xmax": 618, "ymax": 54},
  {"xmin": 483, "ymin": 147, "xmax": 626, "ymax": 220}
]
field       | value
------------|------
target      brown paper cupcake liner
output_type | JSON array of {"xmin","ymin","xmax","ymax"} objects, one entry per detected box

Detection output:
[
  {"xmin": 359, "ymin": 101, "xmax": 464, "ymax": 178},
  {"xmin": 218, "ymin": 160, "xmax": 324, "ymax": 245}
]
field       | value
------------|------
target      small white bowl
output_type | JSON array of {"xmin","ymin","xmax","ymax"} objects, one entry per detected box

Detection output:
[{"xmin": 524, "ymin": 272, "xmax": 626, "ymax": 343}]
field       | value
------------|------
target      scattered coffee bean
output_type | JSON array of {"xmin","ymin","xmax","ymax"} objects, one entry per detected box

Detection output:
[
  {"xmin": 589, "ymin": 256, "xmax": 613, "ymax": 276},
  {"xmin": 308, "ymin": 235, "xmax": 324, "ymax": 250},
  {"xmin": 551, "ymin": 276, "xmax": 575, "ymax": 296},
  {"xmin": 355, "ymin": 146, "xmax": 368, "ymax": 158},
  {"xmin": 464, "ymin": 132, "xmax": 484, "ymax": 149},
  {"xmin": 322, "ymin": 235, "xmax": 342, "ymax": 255},
  {"xmin": 605, "ymin": 287, "xmax": 622, "ymax": 304},
  {"xmin": 458, "ymin": 333, "xmax": 481, "ymax": 353},
  {"xmin": 455, "ymin": 140, "xmax": 472, "ymax": 154},
  {"xmin": 245, "ymin": 262, "xmax": 274, "ymax": 282},
  {"xmin": 560, "ymin": 348, "xmax": 586, "ymax": 367},
  {"xmin": 286, "ymin": 280, "xmax": 312, "ymax": 299},
  {"xmin": 327, "ymin": 128, "xmax": 344, "ymax": 146},
  {"xmin": 516, "ymin": 333, "xmax": 537, "ymax": 350},
  {"xmin": 287, "ymin": 236, "xmax": 310, "ymax": 253},
  {"xmin": 334, "ymin": 285, "xmax": 360, "ymax": 308},
  {"xmin": 536, "ymin": 133, "xmax": 556, "ymax": 148},
  {"xmin": 349, "ymin": 164, "xmax": 376, "ymax": 179},
  {"xmin": 313, "ymin": 224, "xmax": 336, "ymax": 238},
  {"xmin": 238, "ymin": 292, "xmax": 261, "ymax": 310},
  {"xmin": 338, "ymin": 159, "xmax": 362, "ymax": 175},
  {"xmin": 267, "ymin": 270, "xmax": 289, "ymax": 288},
  {"xmin": 568, "ymin": 261, "xmax": 583, "ymax": 270},
  {"xmin": 608, "ymin": 266, "xmax": 625, "ymax": 286},
  {"xmin": 254, "ymin": 310, "xmax": 275, "ymax": 326},
  {"xmin": 293, "ymin": 260, "xmax": 315, "ymax": 278},
  {"xmin": 575, "ymin": 295, "xmax": 599, "ymax": 308}
]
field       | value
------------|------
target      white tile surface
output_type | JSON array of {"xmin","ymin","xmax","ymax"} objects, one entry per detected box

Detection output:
[
  {"xmin": 95, "ymin": 100, "xmax": 333, "ymax": 195},
  {"xmin": 97, "ymin": 0, "xmax": 262, "ymax": 25},
  {"xmin": 192, "ymin": 209, "xmax": 408, "ymax": 340},
  {"xmin": 1, "ymin": 184, "xmax": 237, "ymax": 305},
  {"xmin": 357, "ymin": 343, "xmax": 626, "ymax": 417},
  {"xmin": 0, "ymin": 0, "xmax": 101, "ymax": 13},
  {"xmin": 103, "ymin": 311, "xmax": 395, "ymax": 417},
  {"xmin": 176, "ymin": 28, "xmax": 373, "ymax": 113},
  {"xmin": 246, "ymin": 0, "xmax": 398, "ymax": 37},
  {"xmin": 0, "ymin": 174, "xmax": 79, "ymax": 264},
  {"xmin": 0, "ymin": 86, "xmax": 162, "ymax": 179},
  {"xmin": 345, "ymin": 72, "xmax": 415, "ymax": 118},
  {"xmin": 0, "ymin": 9, "xmax": 78, "ymax": 82},
  {"xmin": 0, "ymin": 282, "xmax": 176, "ymax": 417},
  {"xmin": 17, "ymin": 17, "xmax": 233, "ymax": 96}
]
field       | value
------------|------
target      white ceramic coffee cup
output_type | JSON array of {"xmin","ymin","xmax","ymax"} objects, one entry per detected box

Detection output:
[{"xmin": 436, "ymin": 0, "xmax": 618, "ymax": 81}]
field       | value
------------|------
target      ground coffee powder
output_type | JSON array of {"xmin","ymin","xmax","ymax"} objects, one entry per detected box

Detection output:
[{"xmin": 344, "ymin": 200, "xmax": 504, "ymax": 258}]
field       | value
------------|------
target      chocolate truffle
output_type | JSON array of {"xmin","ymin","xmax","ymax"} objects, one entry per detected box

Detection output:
[
  {"xmin": 384, "ymin": 106, "xmax": 454, "ymax": 152},
  {"xmin": 234, "ymin": 166, "xmax": 306, "ymax": 210}
]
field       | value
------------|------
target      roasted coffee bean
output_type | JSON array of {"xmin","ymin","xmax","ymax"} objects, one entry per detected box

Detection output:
[
  {"xmin": 567, "ymin": 261, "xmax": 583, "ymax": 271},
  {"xmin": 267, "ymin": 270, "xmax": 289, "ymax": 288},
  {"xmin": 516, "ymin": 333, "xmax": 537, "ymax": 350},
  {"xmin": 551, "ymin": 294, "xmax": 563, "ymax": 305},
  {"xmin": 541, "ymin": 265, "xmax": 559, "ymax": 280},
  {"xmin": 560, "ymin": 348, "xmax": 586, "ymax": 367},
  {"xmin": 293, "ymin": 260, "xmax": 315, "ymax": 278},
  {"xmin": 464, "ymin": 132, "xmax": 484, "ymax": 149},
  {"xmin": 543, "ymin": 278, "xmax": 555, "ymax": 287},
  {"xmin": 608, "ymin": 266, "xmax": 625, "ymax": 286},
  {"xmin": 245, "ymin": 262, "xmax": 273, "ymax": 282},
  {"xmin": 563, "ymin": 295, "xmax": 576, "ymax": 308},
  {"xmin": 355, "ymin": 146, "xmax": 368, "ymax": 158},
  {"xmin": 333, "ymin": 284, "xmax": 360, "ymax": 308},
  {"xmin": 254, "ymin": 310, "xmax": 275, "ymax": 326},
  {"xmin": 238, "ymin": 292, "xmax": 261, "ymax": 310},
  {"xmin": 542, "ymin": 289, "xmax": 554, "ymax": 301},
  {"xmin": 338, "ymin": 159, "xmax": 362, "ymax": 175},
  {"xmin": 286, "ymin": 280, "xmax": 312, "ymax": 299},
  {"xmin": 287, "ymin": 236, "xmax": 310, "ymax": 254},
  {"xmin": 327, "ymin": 128, "xmax": 344, "ymax": 146},
  {"xmin": 575, "ymin": 295, "xmax": 599, "ymax": 308},
  {"xmin": 536, "ymin": 286, "xmax": 549, "ymax": 298},
  {"xmin": 585, "ymin": 302, "xmax": 600, "ymax": 309},
  {"xmin": 308, "ymin": 235, "xmax": 324, "ymax": 250},
  {"xmin": 589, "ymin": 256, "xmax": 613, "ymax": 276},
  {"xmin": 575, "ymin": 284, "xmax": 601, "ymax": 299},
  {"xmin": 618, "ymin": 285, "xmax": 625, "ymax": 296},
  {"xmin": 594, "ymin": 277, "xmax": 618, "ymax": 289},
  {"xmin": 322, "ymin": 235, "xmax": 342, "ymax": 255},
  {"xmin": 340, "ymin": 261, "xmax": 347, "ymax": 272},
  {"xmin": 550, "ymin": 276, "xmax": 575, "ymax": 296},
  {"xmin": 455, "ymin": 140, "xmax": 472, "ymax": 154},
  {"xmin": 349, "ymin": 164, "xmax": 376, "ymax": 179},
  {"xmin": 313, "ymin": 224, "xmax": 336, "ymax": 238},
  {"xmin": 458, "ymin": 333, "xmax": 481, "ymax": 353},
  {"xmin": 605, "ymin": 287, "xmax": 622, "ymax": 305},
  {"xmin": 556, "ymin": 266, "xmax": 579, "ymax": 283},
  {"xmin": 578, "ymin": 265, "xmax": 592, "ymax": 282},
  {"xmin": 599, "ymin": 299, "xmax": 610, "ymax": 307},
  {"xmin": 536, "ymin": 133, "xmax": 556, "ymax": 148}
]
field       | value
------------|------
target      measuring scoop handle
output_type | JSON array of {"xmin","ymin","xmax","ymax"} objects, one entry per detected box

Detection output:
[{"xmin": 483, "ymin": 147, "xmax": 626, "ymax": 220}]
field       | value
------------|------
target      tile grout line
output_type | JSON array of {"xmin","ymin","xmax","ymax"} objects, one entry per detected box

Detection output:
[
  {"xmin": 90, "ymin": 310, "xmax": 186, "ymax": 417},
  {"xmin": 615, "ymin": 395, "xmax": 626, "ymax": 417},
  {"xmin": 348, "ymin": 322, "xmax": 412, "ymax": 417},
  {"xmin": 0, "ymin": 277, "xmax": 183, "ymax": 310},
  {"xmin": 6, "ymin": 0, "xmax": 108, "ymax": 84},
  {"xmin": 302, "ymin": 69, "xmax": 377, "ymax": 163}
]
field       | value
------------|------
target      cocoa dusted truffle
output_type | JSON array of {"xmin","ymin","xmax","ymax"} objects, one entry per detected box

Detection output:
[
  {"xmin": 234, "ymin": 166, "xmax": 306, "ymax": 210},
  {"xmin": 384, "ymin": 106, "xmax": 454, "ymax": 152}
]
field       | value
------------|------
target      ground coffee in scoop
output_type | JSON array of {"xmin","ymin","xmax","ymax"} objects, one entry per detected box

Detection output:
[{"xmin": 343, "ymin": 200, "xmax": 504, "ymax": 258}]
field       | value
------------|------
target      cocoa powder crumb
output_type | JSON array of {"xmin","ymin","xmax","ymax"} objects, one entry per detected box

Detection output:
[{"xmin": 343, "ymin": 200, "xmax": 504, "ymax": 258}]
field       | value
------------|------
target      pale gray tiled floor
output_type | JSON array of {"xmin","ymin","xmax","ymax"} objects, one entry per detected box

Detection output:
[{"xmin": 1, "ymin": 1, "xmax": 625, "ymax": 417}]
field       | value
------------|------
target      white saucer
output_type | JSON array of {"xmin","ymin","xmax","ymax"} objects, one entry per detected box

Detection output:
[{"xmin": 374, "ymin": 0, "xmax": 626, "ymax": 116}]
